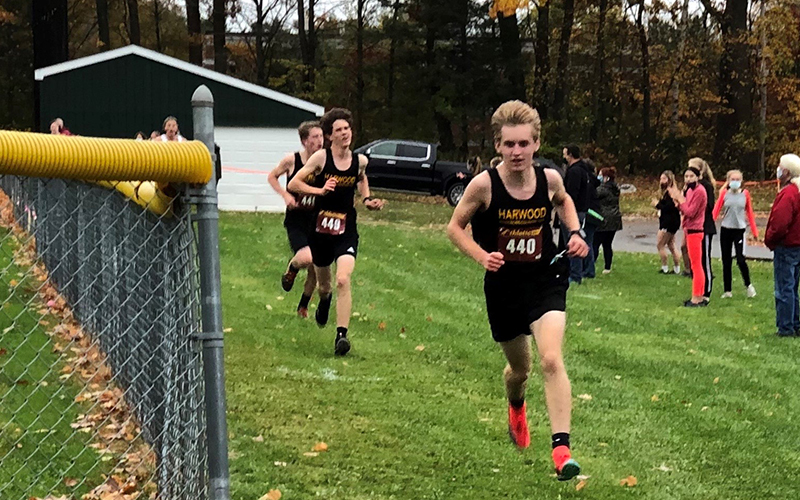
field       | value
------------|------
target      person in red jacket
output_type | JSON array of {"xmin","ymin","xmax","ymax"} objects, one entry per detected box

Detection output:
[
  {"xmin": 765, "ymin": 154, "xmax": 800, "ymax": 337},
  {"xmin": 668, "ymin": 166, "xmax": 708, "ymax": 307}
]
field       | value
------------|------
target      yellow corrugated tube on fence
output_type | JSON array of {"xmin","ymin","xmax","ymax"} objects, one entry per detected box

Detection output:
[
  {"xmin": 0, "ymin": 131, "xmax": 212, "ymax": 183},
  {"xmin": 0, "ymin": 130, "xmax": 213, "ymax": 216}
]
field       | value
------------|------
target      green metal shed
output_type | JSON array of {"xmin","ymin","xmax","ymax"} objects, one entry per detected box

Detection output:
[{"xmin": 34, "ymin": 45, "xmax": 325, "ymax": 211}]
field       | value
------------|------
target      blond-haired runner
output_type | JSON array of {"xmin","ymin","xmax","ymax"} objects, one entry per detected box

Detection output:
[
  {"xmin": 288, "ymin": 108, "xmax": 384, "ymax": 356},
  {"xmin": 268, "ymin": 121, "xmax": 324, "ymax": 317},
  {"xmin": 447, "ymin": 100, "xmax": 588, "ymax": 481}
]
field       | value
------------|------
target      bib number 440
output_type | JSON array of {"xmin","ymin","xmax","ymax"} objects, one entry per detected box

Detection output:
[
  {"xmin": 506, "ymin": 238, "xmax": 537, "ymax": 256},
  {"xmin": 497, "ymin": 230, "xmax": 543, "ymax": 262},
  {"xmin": 316, "ymin": 211, "xmax": 347, "ymax": 235}
]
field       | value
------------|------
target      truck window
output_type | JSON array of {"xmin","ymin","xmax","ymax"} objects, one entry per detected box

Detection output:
[
  {"xmin": 369, "ymin": 141, "xmax": 398, "ymax": 157},
  {"xmin": 397, "ymin": 144, "xmax": 429, "ymax": 160}
]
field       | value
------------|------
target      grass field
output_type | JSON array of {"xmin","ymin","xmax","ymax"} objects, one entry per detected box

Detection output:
[
  {"xmin": 0, "ymin": 231, "xmax": 102, "ymax": 500},
  {"xmin": 219, "ymin": 199, "xmax": 800, "ymax": 500}
]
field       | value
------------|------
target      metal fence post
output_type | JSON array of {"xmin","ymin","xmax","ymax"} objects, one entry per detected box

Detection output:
[{"xmin": 190, "ymin": 85, "xmax": 231, "ymax": 500}]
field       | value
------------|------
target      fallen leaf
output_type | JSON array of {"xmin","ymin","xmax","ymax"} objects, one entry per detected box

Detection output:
[
  {"xmin": 701, "ymin": 406, "xmax": 709, "ymax": 411},
  {"xmin": 2, "ymin": 326, "xmax": 12, "ymax": 334},
  {"xmin": 575, "ymin": 321, "xmax": 583, "ymax": 327},
  {"xmin": 400, "ymin": 327, "xmax": 406, "ymax": 333},
  {"xmin": 223, "ymin": 328, "xmax": 233, "ymax": 333},
  {"xmin": 378, "ymin": 321, "xmax": 387, "ymax": 331},
  {"xmin": 594, "ymin": 327, "xmax": 601, "ymax": 332},
  {"xmin": 303, "ymin": 452, "xmax": 319, "ymax": 457},
  {"xmin": 0, "ymin": 348, "xmax": 6, "ymax": 356},
  {"xmin": 491, "ymin": 468, "xmax": 500, "ymax": 473},
  {"xmin": 614, "ymin": 375, "xmax": 621, "ymax": 380},
  {"xmin": 713, "ymin": 377, "xmax": 720, "ymax": 384},
  {"xmin": 64, "ymin": 477, "xmax": 78, "ymax": 487},
  {"xmin": 274, "ymin": 461, "xmax": 287, "ymax": 467},
  {"xmin": 259, "ymin": 489, "xmax": 282, "ymax": 500},
  {"xmin": 399, "ymin": 333, "xmax": 407, "ymax": 339},
  {"xmin": 426, "ymin": 316, "xmax": 433, "ymax": 322},
  {"xmin": 576, "ymin": 479, "xmax": 587, "ymax": 491},
  {"xmin": 577, "ymin": 393, "xmax": 593, "ymax": 401},
  {"xmin": 651, "ymin": 394, "xmax": 660, "ymax": 402},
  {"xmin": 266, "ymin": 304, "xmax": 273, "ymax": 311},
  {"xmin": 654, "ymin": 464, "xmax": 673, "ymax": 472},
  {"xmin": 252, "ymin": 435, "xmax": 264, "ymax": 443},
  {"xmin": 276, "ymin": 296, "xmax": 285, "ymax": 301},
  {"xmin": 312, "ymin": 442, "xmax": 328, "ymax": 452},
  {"xmin": 619, "ymin": 475, "xmax": 638, "ymax": 487},
  {"xmin": 9, "ymin": 279, "xmax": 18, "ymax": 286},
  {"xmin": 688, "ymin": 349, "xmax": 697, "ymax": 354},
  {"xmin": 415, "ymin": 345, "xmax": 425, "ymax": 351}
]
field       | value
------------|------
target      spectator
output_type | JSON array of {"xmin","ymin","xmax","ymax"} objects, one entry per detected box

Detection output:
[
  {"xmin": 134, "ymin": 131, "xmax": 146, "ymax": 141},
  {"xmin": 150, "ymin": 130, "xmax": 160, "ymax": 140},
  {"xmin": 668, "ymin": 166, "xmax": 708, "ymax": 307},
  {"xmin": 712, "ymin": 169, "xmax": 758, "ymax": 299},
  {"xmin": 696, "ymin": 158, "xmax": 717, "ymax": 301},
  {"xmin": 159, "ymin": 116, "xmax": 186, "ymax": 142},
  {"xmin": 654, "ymin": 171, "xmax": 682, "ymax": 274},
  {"xmin": 764, "ymin": 154, "xmax": 800, "ymax": 337},
  {"xmin": 582, "ymin": 158, "xmax": 601, "ymax": 279},
  {"xmin": 49, "ymin": 118, "xmax": 71, "ymax": 136},
  {"xmin": 594, "ymin": 167, "xmax": 622, "ymax": 274},
  {"xmin": 562, "ymin": 144, "xmax": 590, "ymax": 285}
]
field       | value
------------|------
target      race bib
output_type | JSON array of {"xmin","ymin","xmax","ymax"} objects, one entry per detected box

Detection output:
[
  {"xmin": 316, "ymin": 211, "xmax": 347, "ymax": 235},
  {"xmin": 296, "ymin": 194, "xmax": 316, "ymax": 210},
  {"xmin": 498, "ymin": 227, "xmax": 543, "ymax": 262}
]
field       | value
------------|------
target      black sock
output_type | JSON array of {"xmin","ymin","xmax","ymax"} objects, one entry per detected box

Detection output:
[
  {"xmin": 319, "ymin": 293, "xmax": 332, "ymax": 306},
  {"xmin": 336, "ymin": 326, "xmax": 348, "ymax": 338},
  {"xmin": 288, "ymin": 263, "xmax": 299, "ymax": 274},
  {"xmin": 509, "ymin": 398, "xmax": 525, "ymax": 409},
  {"xmin": 298, "ymin": 293, "xmax": 312, "ymax": 309},
  {"xmin": 552, "ymin": 432, "xmax": 570, "ymax": 449}
]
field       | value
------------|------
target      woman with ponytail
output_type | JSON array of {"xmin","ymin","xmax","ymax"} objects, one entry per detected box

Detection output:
[{"xmin": 668, "ymin": 165, "xmax": 708, "ymax": 307}]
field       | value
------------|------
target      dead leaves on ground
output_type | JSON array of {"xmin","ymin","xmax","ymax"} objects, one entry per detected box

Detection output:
[
  {"xmin": 619, "ymin": 475, "xmax": 638, "ymax": 487},
  {"xmin": 259, "ymin": 489, "xmax": 282, "ymax": 500}
]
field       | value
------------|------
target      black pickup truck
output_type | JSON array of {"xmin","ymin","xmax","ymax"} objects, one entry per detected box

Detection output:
[{"xmin": 354, "ymin": 140, "xmax": 472, "ymax": 206}]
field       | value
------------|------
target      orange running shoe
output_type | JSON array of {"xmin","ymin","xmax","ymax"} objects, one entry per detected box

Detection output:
[
  {"xmin": 552, "ymin": 445, "xmax": 581, "ymax": 481},
  {"xmin": 297, "ymin": 306, "xmax": 309, "ymax": 318},
  {"xmin": 507, "ymin": 403, "xmax": 530, "ymax": 448},
  {"xmin": 281, "ymin": 265, "xmax": 298, "ymax": 292}
]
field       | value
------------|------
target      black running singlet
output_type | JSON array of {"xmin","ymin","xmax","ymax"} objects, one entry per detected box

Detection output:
[
  {"xmin": 312, "ymin": 148, "xmax": 360, "ymax": 236},
  {"xmin": 472, "ymin": 167, "xmax": 558, "ymax": 277},
  {"xmin": 286, "ymin": 152, "xmax": 317, "ymax": 211}
]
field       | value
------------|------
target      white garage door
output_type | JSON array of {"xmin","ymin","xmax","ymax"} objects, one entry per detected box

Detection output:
[{"xmin": 215, "ymin": 127, "xmax": 302, "ymax": 212}]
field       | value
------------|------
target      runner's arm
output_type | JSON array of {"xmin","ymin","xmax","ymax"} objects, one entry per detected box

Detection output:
[
  {"xmin": 267, "ymin": 154, "xmax": 297, "ymax": 207},
  {"xmin": 288, "ymin": 150, "xmax": 333, "ymax": 196},
  {"xmin": 357, "ymin": 154, "xmax": 384, "ymax": 210},
  {"xmin": 447, "ymin": 172, "xmax": 503, "ymax": 271},
  {"xmin": 547, "ymin": 169, "xmax": 589, "ymax": 258}
]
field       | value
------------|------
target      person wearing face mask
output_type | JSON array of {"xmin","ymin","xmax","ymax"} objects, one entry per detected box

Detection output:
[
  {"xmin": 696, "ymin": 159, "xmax": 717, "ymax": 301},
  {"xmin": 654, "ymin": 171, "xmax": 682, "ymax": 274},
  {"xmin": 712, "ymin": 170, "xmax": 758, "ymax": 299},
  {"xmin": 668, "ymin": 166, "xmax": 708, "ymax": 307},
  {"xmin": 765, "ymin": 154, "xmax": 800, "ymax": 337}
]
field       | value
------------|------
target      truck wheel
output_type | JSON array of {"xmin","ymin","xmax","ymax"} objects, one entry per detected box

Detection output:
[{"xmin": 446, "ymin": 182, "xmax": 466, "ymax": 206}]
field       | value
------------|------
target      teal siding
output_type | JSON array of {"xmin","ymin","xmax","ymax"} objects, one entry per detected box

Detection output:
[{"xmin": 39, "ymin": 55, "xmax": 317, "ymax": 138}]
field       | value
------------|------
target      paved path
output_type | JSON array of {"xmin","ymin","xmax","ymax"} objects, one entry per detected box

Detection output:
[{"xmin": 613, "ymin": 217, "xmax": 773, "ymax": 261}]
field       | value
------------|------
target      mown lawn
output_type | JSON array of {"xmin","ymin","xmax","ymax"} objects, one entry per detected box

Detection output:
[{"xmin": 220, "ymin": 200, "xmax": 799, "ymax": 500}]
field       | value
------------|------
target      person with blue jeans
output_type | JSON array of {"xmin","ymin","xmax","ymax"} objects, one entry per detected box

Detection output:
[
  {"xmin": 765, "ymin": 154, "xmax": 800, "ymax": 337},
  {"xmin": 561, "ymin": 145, "xmax": 590, "ymax": 284}
]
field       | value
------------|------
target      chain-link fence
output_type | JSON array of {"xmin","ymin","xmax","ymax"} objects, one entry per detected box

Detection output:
[
  {"xmin": 0, "ymin": 88, "xmax": 229, "ymax": 500},
  {"xmin": 0, "ymin": 175, "xmax": 207, "ymax": 499}
]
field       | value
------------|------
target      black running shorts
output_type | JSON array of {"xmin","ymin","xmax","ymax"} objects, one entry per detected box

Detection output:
[
  {"xmin": 284, "ymin": 211, "xmax": 314, "ymax": 253},
  {"xmin": 309, "ymin": 231, "xmax": 359, "ymax": 267},
  {"xmin": 483, "ymin": 265, "xmax": 568, "ymax": 343}
]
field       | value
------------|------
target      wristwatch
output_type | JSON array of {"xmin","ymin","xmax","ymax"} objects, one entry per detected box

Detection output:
[{"xmin": 570, "ymin": 229, "xmax": 586, "ymax": 239}]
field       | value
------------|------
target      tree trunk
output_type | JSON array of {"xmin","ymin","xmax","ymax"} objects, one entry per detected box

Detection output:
[
  {"xmin": 425, "ymin": 19, "xmax": 454, "ymax": 152},
  {"xmin": 126, "ymin": 0, "xmax": 140, "ymax": 45},
  {"xmin": 356, "ymin": 0, "xmax": 365, "ymax": 140},
  {"xmin": 152, "ymin": 0, "xmax": 163, "ymax": 52},
  {"xmin": 308, "ymin": 0, "xmax": 317, "ymax": 85},
  {"xmin": 533, "ymin": 2, "xmax": 550, "ymax": 118},
  {"xmin": 387, "ymin": 0, "xmax": 401, "ymax": 111},
  {"xmin": 635, "ymin": 1, "xmax": 651, "ymax": 149},
  {"xmin": 712, "ymin": 0, "xmax": 752, "ymax": 166},
  {"xmin": 213, "ymin": 0, "xmax": 227, "ymax": 73},
  {"xmin": 95, "ymin": 0, "xmax": 110, "ymax": 50},
  {"xmin": 553, "ymin": 0, "xmax": 575, "ymax": 122},
  {"xmin": 497, "ymin": 12, "xmax": 525, "ymax": 101},
  {"xmin": 758, "ymin": 0, "xmax": 767, "ymax": 180},
  {"xmin": 187, "ymin": 0, "xmax": 202, "ymax": 65},
  {"xmin": 255, "ymin": 1, "xmax": 265, "ymax": 84},
  {"xmin": 458, "ymin": 0, "xmax": 469, "ymax": 157},
  {"xmin": 669, "ymin": 0, "xmax": 689, "ymax": 136},
  {"xmin": 590, "ymin": 0, "xmax": 608, "ymax": 141}
]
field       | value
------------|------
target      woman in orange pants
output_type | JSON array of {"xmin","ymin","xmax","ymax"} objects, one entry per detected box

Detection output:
[{"xmin": 668, "ymin": 166, "xmax": 708, "ymax": 307}]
